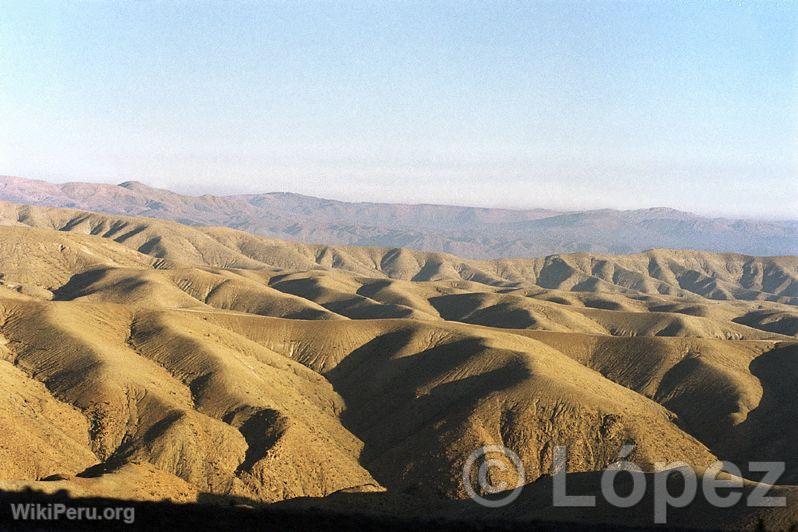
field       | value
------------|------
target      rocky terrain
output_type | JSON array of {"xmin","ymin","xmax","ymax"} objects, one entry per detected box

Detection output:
[{"xmin": 0, "ymin": 200, "xmax": 796, "ymax": 529}]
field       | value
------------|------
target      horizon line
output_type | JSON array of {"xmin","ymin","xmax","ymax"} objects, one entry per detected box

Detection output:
[{"xmin": 2, "ymin": 172, "xmax": 796, "ymax": 223}]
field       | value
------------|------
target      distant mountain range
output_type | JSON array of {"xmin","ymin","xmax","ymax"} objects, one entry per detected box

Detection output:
[{"xmin": 1, "ymin": 175, "xmax": 795, "ymax": 258}]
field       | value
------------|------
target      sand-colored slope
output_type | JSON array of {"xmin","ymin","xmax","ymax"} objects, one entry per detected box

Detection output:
[
  {"xmin": 0, "ymin": 225, "xmax": 152, "ymax": 290},
  {"xmin": 428, "ymin": 292, "xmax": 609, "ymax": 333},
  {"xmin": 0, "ymin": 350, "xmax": 97, "ymax": 480},
  {"xmin": 568, "ymin": 306, "xmax": 780, "ymax": 339},
  {"xmin": 128, "ymin": 309, "xmax": 377, "ymax": 500},
  {"xmin": 516, "ymin": 331, "xmax": 798, "ymax": 481},
  {"xmin": 185, "ymin": 313, "xmax": 716, "ymax": 494},
  {"xmin": 0, "ymin": 300, "xmax": 247, "ymax": 492},
  {"xmin": 355, "ymin": 278, "xmax": 445, "ymax": 317},
  {"xmin": 3, "ymin": 212, "xmax": 791, "ymax": 340},
  {"xmin": 0, "ymin": 298, "xmax": 376, "ymax": 502},
  {"xmin": 167, "ymin": 268, "xmax": 340, "ymax": 320},
  {"xmin": 517, "ymin": 332, "xmax": 765, "ymax": 438},
  {"xmin": 324, "ymin": 323, "xmax": 717, "ymax": 496},
  {"xmin": 0, "ymin": 202, "xmax": 268, "ymax": 270},
  {"xmin": 52, "ymin": 266, "xmax": 211, "ymax": 308},
  {"xmin": 1, "ymin": 295, "xmax": 722, "ymax": 503},
  {"xmin": 733, "ymin": 308, "xmax": 798, "ymax": 336},
  {"xmin": 3, "ymin": 201, "xmax": 798, "ymax": 306},
  {"xmin": 268, "ymin": 270, "xmax": 436, "ymax": 320},
  {"xmin": 50, "ymin": 264, "xmax": 341, "ymax": 320},
  {"xmin": 0, "ymin": 202, "xmax": 796, "ymax": 528}
]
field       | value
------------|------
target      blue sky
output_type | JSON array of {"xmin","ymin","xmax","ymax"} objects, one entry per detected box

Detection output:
[{"xmin": 0, "ymin": 1, "xmax": 795, "ymax": 217}]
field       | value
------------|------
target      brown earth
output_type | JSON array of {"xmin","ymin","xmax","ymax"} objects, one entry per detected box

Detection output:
[{"xmin": 0, "ymin": 200, "xmax": 796, "ymax": 529}]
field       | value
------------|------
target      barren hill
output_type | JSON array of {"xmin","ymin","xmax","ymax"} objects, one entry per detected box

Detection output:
[
  {"xmin": 2, "ymin": 175, "xmax": 796, "ymax": 258},
  {"xmin": 0, "ymin": 200, "xmax": 796, "ymax": 528}
]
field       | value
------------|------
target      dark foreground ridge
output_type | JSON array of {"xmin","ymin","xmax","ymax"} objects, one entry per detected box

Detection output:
[{"xmin": 0, "ymin": 489, "xmax": 672, "ymax": 532}]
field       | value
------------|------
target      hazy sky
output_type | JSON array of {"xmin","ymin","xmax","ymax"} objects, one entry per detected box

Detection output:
[{"xmin": 1, "ymin": 1, "xmax": 796, "ymax": 217}]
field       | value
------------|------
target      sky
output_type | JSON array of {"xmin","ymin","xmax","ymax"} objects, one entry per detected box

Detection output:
[{"xmin": 0, "ymin": 1, "xmax": 796, "ymax": 218}]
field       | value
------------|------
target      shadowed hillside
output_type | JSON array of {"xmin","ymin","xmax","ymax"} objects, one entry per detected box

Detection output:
[{"xmin": 0, "ymin": 200, "xmax": 796, "ymax": 529}]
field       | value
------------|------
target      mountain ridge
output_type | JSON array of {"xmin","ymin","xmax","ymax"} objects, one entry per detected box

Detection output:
[{"xmin": 3, "ymin": 175, "xmax": 795, "ymax": 258}]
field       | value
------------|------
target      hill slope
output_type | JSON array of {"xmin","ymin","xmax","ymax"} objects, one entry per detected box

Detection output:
[
  {"xmin": 0, "ymin": 201, "xmax": 796, "ymax": 528},
  {"xmin": 2, "ymin": 175, "xmax": 796, "ymax": 258}
]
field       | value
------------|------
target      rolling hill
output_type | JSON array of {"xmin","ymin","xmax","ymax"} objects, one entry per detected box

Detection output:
[{"xmin": 0, "ymin": 200, "xmax": 796, "ymax": 529}]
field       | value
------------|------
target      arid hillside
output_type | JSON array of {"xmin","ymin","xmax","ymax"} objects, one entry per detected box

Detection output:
[
  {"xmin": 0, "ymin": 201, "xmax": 796, "ymax": 529},
  {"xmin": 2, "ymin": 175, "xmax": 796, "ymax": 258}
]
